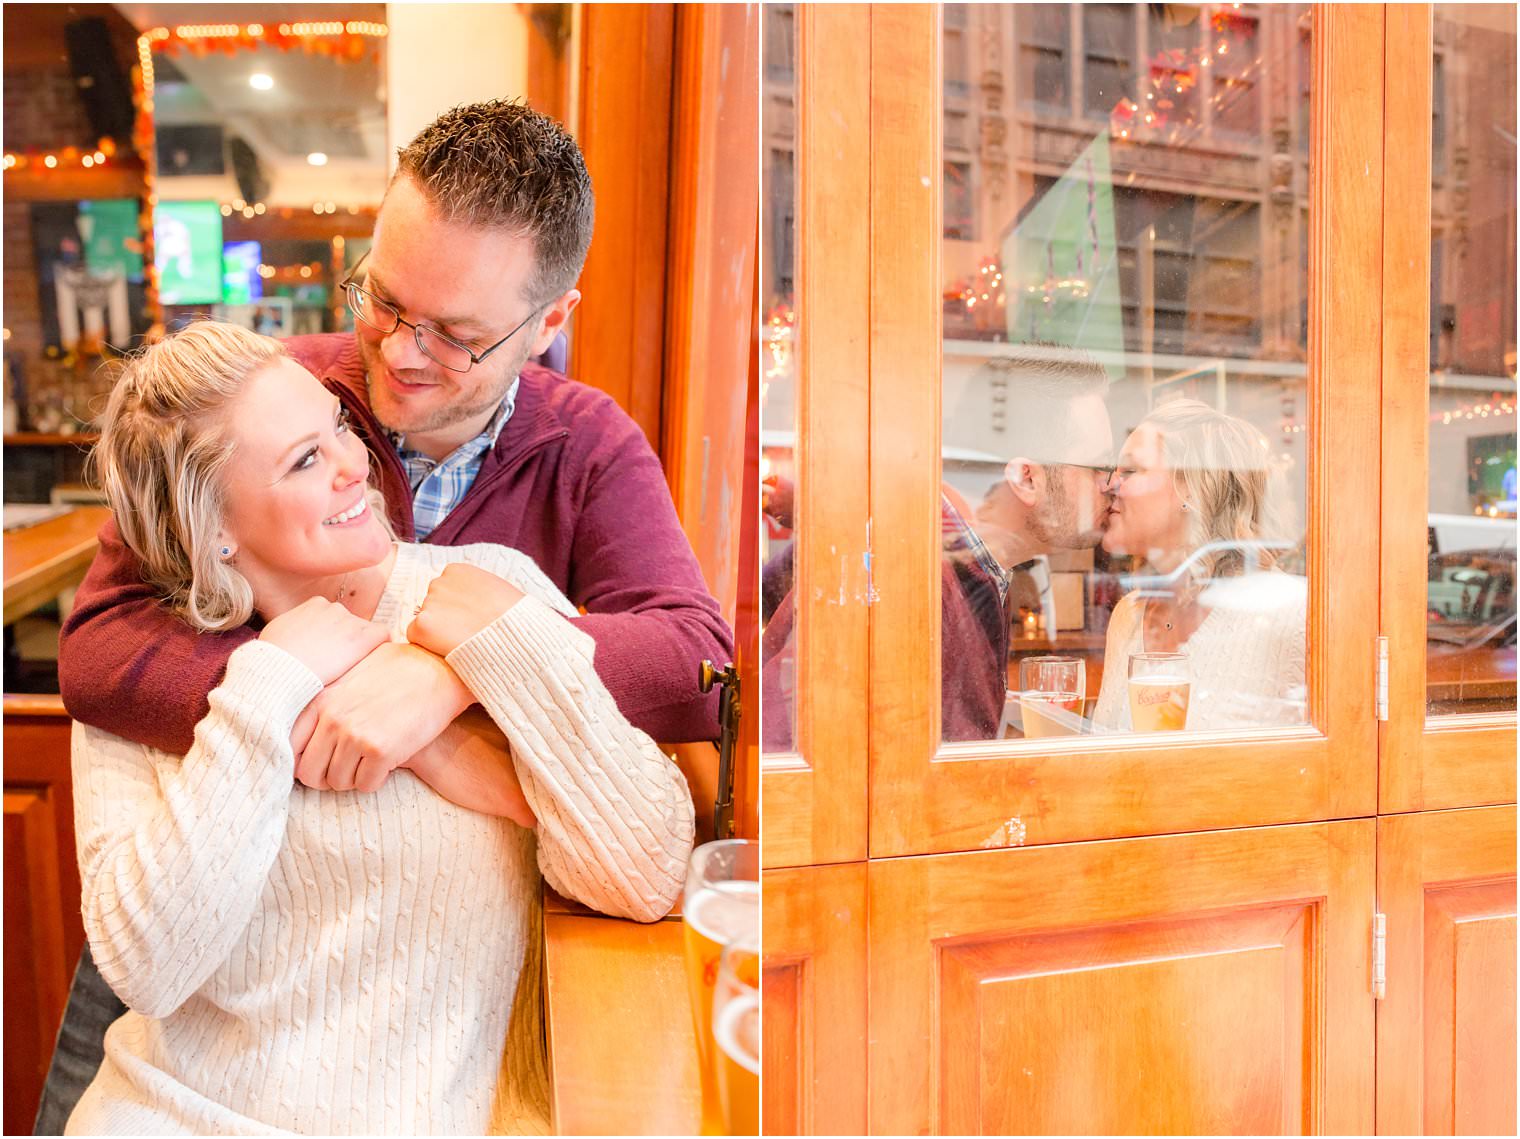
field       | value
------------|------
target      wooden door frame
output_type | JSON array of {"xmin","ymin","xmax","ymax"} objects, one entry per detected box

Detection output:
[
  {"xmin": 574, "ymin": 3, "xmax": 676, "ymax": 447},
  {"xmin": 760, "ymin": 4, "xmax": 872, "ymax": 870},
  {"xmin": 865, "ymin": 4, "xmax": 1385, "ymax": 859},
  {"xmin": 1379, "ymin": 3, "xmax": 1518, "ymax": 814},
  {"xmin": 1375, "ymin": 805, "xmax": 1517, "ymax": 1133},
  {"xmin": 761, "ymin": 861, "xmax": 869, "ymax": 1135}
]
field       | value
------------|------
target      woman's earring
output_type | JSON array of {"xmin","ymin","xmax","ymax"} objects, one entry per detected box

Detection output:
[
  {"xmin": 219, "ymin": 545, "xmax": 233, "ymax": 559},
  {"xmin": 1180, "ymin": 502, "xmax": 1190, "ymax": 512}
]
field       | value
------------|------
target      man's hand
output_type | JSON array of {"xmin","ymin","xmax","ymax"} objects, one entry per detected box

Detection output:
[
  {"xmin": 402, "ymin": 708, "xmax": 537, "ymax": 827},
  {"xmin": 406, "ymin": 564, "xmax": 527, "ymax": 658},
  {"xmin": 290, "ymin": 641, "xmax": 474, "ymax": 793}
]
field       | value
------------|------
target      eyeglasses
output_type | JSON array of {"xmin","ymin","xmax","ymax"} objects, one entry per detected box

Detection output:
[
  {"xmin": 1051, "ymin": 461, "xmax": 1118, "ymax": 480},
  {"xmin": 341, "ymin": 251, "xmax": 539, "ymax": 374}
]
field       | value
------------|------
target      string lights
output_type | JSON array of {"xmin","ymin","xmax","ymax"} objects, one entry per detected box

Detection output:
[
  {"xmin": 4, "ymin": 141, "xmax": 117, "ymax": 174},
  {"xmin": 1435, "ymin": 397, "xmax": 1517, "ymax": 425}
]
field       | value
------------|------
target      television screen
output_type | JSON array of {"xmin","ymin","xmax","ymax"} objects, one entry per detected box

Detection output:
[
  {"xmin": 154, "ymin": 200, "xmax": 222, "ymax": 305},
  {"xmin": 222, "ymin": 240, "xmax": 262, "ymax": 305}
]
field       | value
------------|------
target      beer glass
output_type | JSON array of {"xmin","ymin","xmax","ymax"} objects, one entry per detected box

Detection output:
[
  {"xmin": 683, "ymin": 839, "xmax": 759, "ymax": 1133},
  {"xmin": 1128, "ymin": 651, "xmax": 1191, "ymax": 732},
  {"xmin": 1018, "ymin": 655, "xmax": 1086, "ymax": 738},
  {"xmin": 712, "ymin": 939, "xmax": 760, "ymax": 1136}
]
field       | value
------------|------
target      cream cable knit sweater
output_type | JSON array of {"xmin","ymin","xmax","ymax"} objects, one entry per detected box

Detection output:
[
  {"xmin": 1091, "ymin": 573, "xmax": 1309, "ymax": 733},
  {"xmin": 66, "ymin": 542, "xmax": 695, "ymax": 1136}
]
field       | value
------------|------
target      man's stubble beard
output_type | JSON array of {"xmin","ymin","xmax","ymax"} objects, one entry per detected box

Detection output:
[
  {"xmin": 1031, "ymin": 468, "xmax": 1106, "ymax": 551},
  {"xmin": 359, "ymin": 335, "xmax": 533, "ymax": 437}
]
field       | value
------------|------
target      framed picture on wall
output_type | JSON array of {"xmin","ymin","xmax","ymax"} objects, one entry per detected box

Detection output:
[{"xmin": 30, "ymin": 199, "xmax": 151, "ymax": 352}]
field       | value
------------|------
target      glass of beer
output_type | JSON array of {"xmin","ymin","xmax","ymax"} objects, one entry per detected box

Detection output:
[
  {"xmin": 1128, "ymin": 651, "xmax": 1191, "ymax": 732},
  {"xmin": 683, "ymin": 839, "xmax": 759, "ymax": 1134},
  {"xmin": 1018, "ymin": 655, "xmax": 1086, "ymax": 738},
  {"xmin": 712, "ymin": 938, "xmax": 760, "ymax": 1136}
]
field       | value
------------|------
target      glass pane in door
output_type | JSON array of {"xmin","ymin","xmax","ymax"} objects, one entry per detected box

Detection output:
[
  {"xmin": 939, "ymin": 3, "xmax": 1313, "ymax": 744},
  {"xmin": 761, "ymin": 2, "xmax": 799, "ymax": 751},
  {"xmin": 1425, "ymin": 4, "xmax": 1517, "ymax": 717}
]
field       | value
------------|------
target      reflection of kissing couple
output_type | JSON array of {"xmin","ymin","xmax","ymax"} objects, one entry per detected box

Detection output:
[
  {"xmin": 759, "ymin": 350, "xmax": 1306, "ymax": 750},
  {"xmin": 944, "ymin": 353, "xmax": 1307, "ymax": 740}
]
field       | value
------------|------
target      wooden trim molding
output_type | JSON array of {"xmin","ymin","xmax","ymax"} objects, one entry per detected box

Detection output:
[
  {"xmin": 1378, "ymin": 3, "xmax": 1517, "ymax": 813},
  {"xmin": 573, "ymin": 3, "xmax": 675, "ymax": 446},
  {"xmin": 760, "ymin": 3, "xmax": 872, "ymax": 870}
]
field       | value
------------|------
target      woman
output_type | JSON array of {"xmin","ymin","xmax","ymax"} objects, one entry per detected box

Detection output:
[
  {"xmin": 1090, "ymin": 398, "xmax": 1307, "ymax": 733},
  {"xmin": 66, "ymin": 322, "xmax": 694, "ymax": 1135}
]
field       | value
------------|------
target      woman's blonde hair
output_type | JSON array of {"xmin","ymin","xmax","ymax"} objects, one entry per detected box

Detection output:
[
  {"xmin": 94, "ymin": 320, "xmax": 390, "ymax": 631},
  {"xmin": 1141, "ymin": 397, "xmax": 1287, "ymax": 583}
]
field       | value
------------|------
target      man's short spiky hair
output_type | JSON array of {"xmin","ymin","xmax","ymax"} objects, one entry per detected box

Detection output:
[{"xmin": 394, "ymin": 100, "xmax": 594, "ymax": 304}]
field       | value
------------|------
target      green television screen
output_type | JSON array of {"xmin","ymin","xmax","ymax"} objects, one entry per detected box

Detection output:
[{"xmin": 154, "ymin": 200, "xmax": 222, "ymax": 305}]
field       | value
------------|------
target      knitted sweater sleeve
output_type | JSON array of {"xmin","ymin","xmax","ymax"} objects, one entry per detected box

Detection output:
[
  {"xmin": 439, "ymin": 547, "xmax": 694, "ymax": 923},
  {"xmin": 71, "ymin": 640, "xmax": 322, "ymax": 1018}
]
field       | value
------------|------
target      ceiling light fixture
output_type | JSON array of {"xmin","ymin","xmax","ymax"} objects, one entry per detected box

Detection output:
[
  {"xmin": 249, "ymin": 73, "xmax": 274, "ymax": 91},
  {"xmin": 307, "ymin": 152, "xmax": 328, "ymax": 167}
]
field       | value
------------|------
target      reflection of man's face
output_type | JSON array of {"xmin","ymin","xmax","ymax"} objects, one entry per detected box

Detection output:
[{"xmin": 1029, "ymin": 392, "xmax": 1115, "ymax": 550}]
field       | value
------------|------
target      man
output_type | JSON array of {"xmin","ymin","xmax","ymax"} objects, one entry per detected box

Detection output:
[
  {"xmin": 759, "ymin": 350, "xmax": 1111, "ymax": 748},
  {"xmin": 39, "ymin": 100, "xmax": 731, "ymax": 1131},
  {"xmin": 939, "ymin": 352, "xmax": 1114, "ymax": 740}
]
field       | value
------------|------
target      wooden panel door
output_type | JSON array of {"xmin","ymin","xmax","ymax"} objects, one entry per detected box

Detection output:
[
  {"xmin": 868, "ymin": 821, "xmax": 1376, "ymax": 1135},
  {"xmin": 761, "ymin": 861, "xmax": 868, "ymax": 1136},
  {"xmin": 1376, "ymin": 806, "xmax": 1516, "ymax": 1136},
  {"xmin": 3, "ymin": 696, "xmax": 83, "ymax": 1137},
  {"xmin": 759, "ymin": 3, "xmax": 871, "ymax": 870},
  {"xmin": 863, "ymin": 4, "xmax": 1384, "ymax": 860},
  {"xmin": 1378, "ymin": 4, "xmax": 1516, "ymax": 814}
]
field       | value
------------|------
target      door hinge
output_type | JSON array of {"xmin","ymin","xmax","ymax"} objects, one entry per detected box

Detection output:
[
  {"xmin": 1372, "ymin": 912, "xmax": 1387, "ymax": 1000},
  {"xmin": 1375, "ymin": 636, "xmax": 1389, "ymax": 721}
]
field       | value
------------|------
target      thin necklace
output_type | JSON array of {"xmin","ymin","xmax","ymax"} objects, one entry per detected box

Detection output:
[{"xmin": 335, "ymin": 572, "xmax": 353, "ymax": 605}]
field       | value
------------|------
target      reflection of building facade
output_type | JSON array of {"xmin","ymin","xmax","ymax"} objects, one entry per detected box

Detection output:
[{"xmin": 763, "ymin": 4, "xmax": 1516, "ymax": 518}]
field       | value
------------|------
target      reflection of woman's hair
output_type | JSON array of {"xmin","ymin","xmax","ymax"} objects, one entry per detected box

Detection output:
[
  {"xmin": 1142, "ymin": 397, "xmax": 1284, "ymax": 582},
  {"xmin": 94, "ymin": 321, "xmax": 389, "ymax": 631}
]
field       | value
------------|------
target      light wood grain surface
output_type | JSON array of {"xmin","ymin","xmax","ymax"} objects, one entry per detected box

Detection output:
[
  {"xmin": 3, "ymin": 505, "xmax": 109, "ymax": 625},
  {"xmin": 542, "ymin": 910, "xmax": 701, "ymax": 1136},
  {"xmin": 760, "ymin": 2, "xmax": 872, "ymax": 872},
  {"xmin": 868, "ymin": 819, "xmax": 1376, "ymax": 1136},
  {"xmin": 1378, "ymin": 3, "xmax": 1517, "ymax": 813},
  {"xmin": 1376, "ymin": 805, "xmax": 1516, "ymax": 1136}
]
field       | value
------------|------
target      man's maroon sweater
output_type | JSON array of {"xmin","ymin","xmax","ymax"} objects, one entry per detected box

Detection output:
[{"xmin": 58, "ymin": 333, "xmax": 731, "ymax": 752}]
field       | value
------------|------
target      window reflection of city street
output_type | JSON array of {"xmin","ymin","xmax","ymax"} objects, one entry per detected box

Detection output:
[{"xmin": 933, "ymin": 5, "xmax": 1319, "ymax": 744}]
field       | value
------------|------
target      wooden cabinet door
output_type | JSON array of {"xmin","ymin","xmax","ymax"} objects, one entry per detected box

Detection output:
[
  {"xmin": 1376, "ymin": 806, "xmax": 1516, "ymax": 1136},
  {"xmin": 1378, "ymin": 4, "xmax": 1516, "ymax": 814},
  {"xmin": 859, "ymin": 4, "xmax": 1384, "ymax": 860},
  {"xmin": 762, "ymin": 861, "xmax": 868, "ymax": 1136},
  {"xmin": 4, "ymin": 696, "xmax": 83, "ymax": 1137},
  {"xmin": 868, "ymin": 821, "xmax": 1376, "ymax": 1135},
  {"xmin": 759, "ymin": 3, "xmax": 871, "ymax": 869}
]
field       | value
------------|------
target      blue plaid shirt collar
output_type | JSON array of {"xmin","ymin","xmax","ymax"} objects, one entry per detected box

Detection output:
[{"xmin": 387, "ymin": 377, "xmax": 519, "ymax": 541}]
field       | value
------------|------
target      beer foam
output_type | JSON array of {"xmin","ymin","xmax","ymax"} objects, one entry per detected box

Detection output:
[
  {"xmin": 685, "ymin": 879, "xmax": 760, "ymax": 946},
  {"xmin": 1130, "ymin": 675, "xmax": 1188, "ymax": 687},
  {"xmin": 715, "ymin": 991, "xmax": 760, "ymax": 1073}
]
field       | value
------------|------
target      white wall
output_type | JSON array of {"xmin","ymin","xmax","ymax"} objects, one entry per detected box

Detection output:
[{"xmin": 384, "ymin": 4, "xmax": 531, "ymax": 169}]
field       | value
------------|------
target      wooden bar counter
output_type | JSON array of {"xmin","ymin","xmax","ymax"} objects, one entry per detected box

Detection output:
[
  {"xmin": 4, "ymin": 505, "xmax": 110, "ymax": 625},
  {"xmin": 542, "ymin": 892, "xmax": 702, "ymax": 1136}
]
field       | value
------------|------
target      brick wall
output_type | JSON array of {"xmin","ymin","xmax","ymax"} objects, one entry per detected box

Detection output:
[{"xmin": 3, "ymin": 5, "xmax": 143, "ymax": 397}]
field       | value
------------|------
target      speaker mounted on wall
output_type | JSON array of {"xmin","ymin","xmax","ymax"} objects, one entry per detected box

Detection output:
[{"xmin": 64, "ymin": 18, "xmax": 135, "ymax": 143}]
